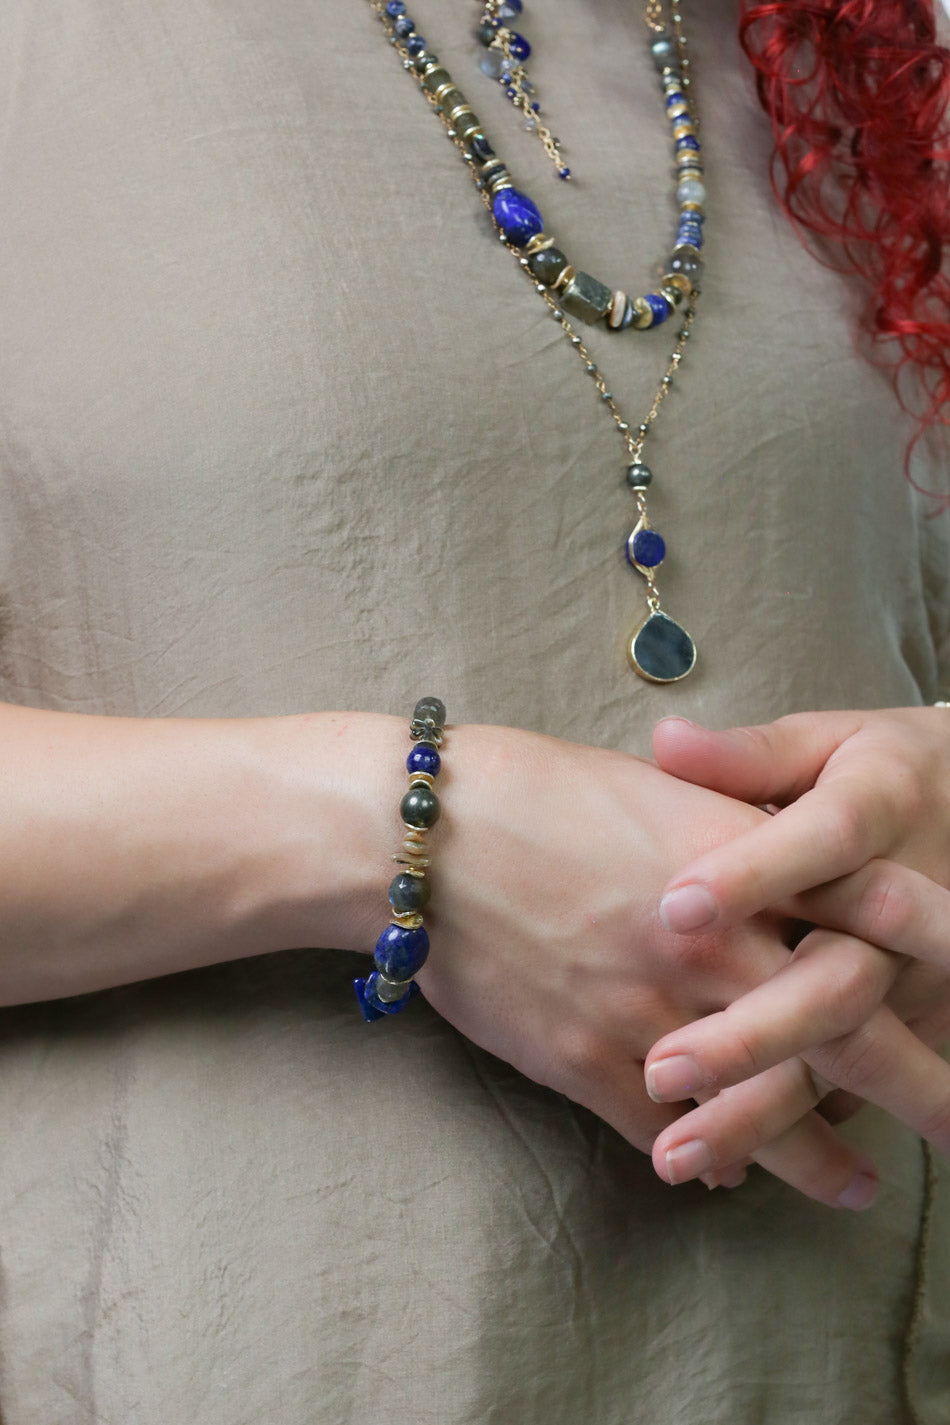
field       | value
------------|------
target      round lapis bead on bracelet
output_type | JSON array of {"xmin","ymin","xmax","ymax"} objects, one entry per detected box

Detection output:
[{"xmin": 354, "ymin": 697, "xmax": 446, "ymax": 1023}]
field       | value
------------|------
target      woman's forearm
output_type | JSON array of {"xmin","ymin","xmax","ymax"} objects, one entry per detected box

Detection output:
[{"xmin": 0, "ymin": 703, "xmax": 405, "ymax": 1004}]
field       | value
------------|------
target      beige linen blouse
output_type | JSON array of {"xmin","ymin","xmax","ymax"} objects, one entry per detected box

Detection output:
[{"xmin": 0, "ymin": 1, "xmax": 947, "ymax": 1420}]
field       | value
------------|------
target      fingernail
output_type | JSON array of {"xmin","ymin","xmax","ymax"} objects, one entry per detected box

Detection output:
[
  {"xmin": 837, "ymin": 1171, "xmax": 878, "ymax": 1212},
  {"xmin": 665, "ymin": 1139, "xmax": 713, "ymax": 1185},
  {"xmin": 646, "ymin": 1054, "xmax": 705, "ymax": 1103},
  {"xmin": 659, "ymin": 884, "xmax": 718, "ymax": 933}
]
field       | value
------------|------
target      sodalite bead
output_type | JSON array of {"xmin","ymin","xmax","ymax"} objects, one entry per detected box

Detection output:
[
  {"xmin": 385, "ymin": 0, "xmax": 406, "ymax": 13},
  {"xmin": 644, "ymin": 292, "xmax": 672, "ymax": 325},
  {"xmin": 374, "ymin": 922, "xmax": 431, "ymax": 980},
  {"xmin": 492, "ymin": 187, "xmax": 544, "ymax": 246},
  {"xmin": 394, "ymin": 15, "xmax": 414, "ymax": 37},
  {"xmin": 407, "ymin": 743, "xmax": 441, "ymax": 778},
  {"xmin": 407, "ymin": 34, "xmax": 426, "ymax": 55},
  {"xmin": 388, "ymin": 871, "xmax": 432, "ymax": 913},
  {"xmin": 629, "ymin": 528, "xmax": 666, "ymax": 568}
]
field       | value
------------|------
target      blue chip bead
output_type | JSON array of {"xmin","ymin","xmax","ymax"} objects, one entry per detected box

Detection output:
[
  {"xmin": 385, "ymin": 0, "xmax": 406, "ymax": 13},
  {"xmin": 628, "ymin": 528, "xmax": 667, "ymax": 569},
  {"xmin": 394, "ymin": 15, "xmax": 414, "ymax": 36},
  {"xmin": 508, "ymin": 31, "xmax": 531, "ymax": 60},
  {"xmin": 407, "ymin": 743, "xmax": 442, "ymax": 778},
  {"xmin": 492, "ymin": 187, "xmax": 544, "ymax": 246},
  {"xmin": 644, "ymin": 292, "xmax": 672, "ymax": 325},
  {"xmin": 374, "ymin": 922, "xmax": 431, "ymax": 980},
  {"xmin": 676, "ymin": 135, "xmax": 700, "ymax": 151}
]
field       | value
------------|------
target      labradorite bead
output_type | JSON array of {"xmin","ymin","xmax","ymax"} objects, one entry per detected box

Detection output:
[
  {"xmin": 413, "ymin": 696, "xmax": 446, "ymax": 727},
  {"xmin": 413, "ymin": 50, "xmax": 436, "ymax": 72},
  {"xmin": 374, "ymin": 922, "xmax": 430, "ymax": 980},
  {"xmin": 456, "ymin": 113, "xmax": 483, "ymax": 143},
  {"xmin": 401, "ymin": 784, "xmax": 441, "ymax": 829},
  {"xmin": 526, "ymin": 244, "xmax": 570, "ymax": 285},
  {"xmin": 651, "ymin": 35, "xmax": 675, "ymax": 68},
  {"xmin": 439, "ymin": 88, "xmax": 466, "ymax": 113},
  {"xmin": 477, "ymin": 19, "xmax": 497, "ymax": 45},
  {"xmin": 626, "ymin": 462, "xmax": 653, "ymax": 489},
  {"xmin": 421, "ymin": 66, "xmax": 451, "ymax": 93},
  {"xmin": 388, "ymin": 871, "xmax": 432, "ymax": 913}
]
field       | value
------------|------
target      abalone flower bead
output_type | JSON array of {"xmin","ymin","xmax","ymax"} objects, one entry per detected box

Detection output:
[{"xmin": 401, "ymin": 784, "xmax": 441, "ymax": 829}]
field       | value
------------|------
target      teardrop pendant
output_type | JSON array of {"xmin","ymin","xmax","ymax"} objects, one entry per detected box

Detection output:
[{"xmin": 627, "ymin": 609, "xmax": 696, "ymax": 683}]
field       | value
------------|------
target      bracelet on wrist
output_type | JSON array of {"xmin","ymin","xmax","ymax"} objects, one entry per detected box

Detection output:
[{"xmin": 354, "ymin": 696, "xmax": 446, "ymax": 1023}]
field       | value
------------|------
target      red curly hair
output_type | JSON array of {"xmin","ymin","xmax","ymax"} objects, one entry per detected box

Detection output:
[{"xmin": 738, "ymin": 0, "xmax": 950, "ymax": 496}]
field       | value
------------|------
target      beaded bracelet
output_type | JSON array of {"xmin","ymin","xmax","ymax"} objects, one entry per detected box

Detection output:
[{"xmin": 354, "ymin": 697, "xmax": 446, "ymax": 1022}]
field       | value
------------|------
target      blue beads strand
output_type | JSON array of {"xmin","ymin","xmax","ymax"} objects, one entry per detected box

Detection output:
[{"xmin": 354, "ymin": 698, "xmax": 447, "ymax": 1022}]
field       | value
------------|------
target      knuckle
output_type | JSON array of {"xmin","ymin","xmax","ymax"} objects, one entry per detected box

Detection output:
[
  {"xmin": 818, "ymin": 795, "xmax": 868, "ymax": 866},
  {"xmin": 555, "ymin": 1024, "xmax": 608, "ymax": 1086},
  {"xmin": 820, "ymin": 941, "xmax": 889, "ymax": 1027},
  {"xmin": 854, "ymin": 866, "xmax": 914, "ymax": 950},
  {"xmin": 810, "ymin": 1023, "xmax": 889, "ymax": 1095}
]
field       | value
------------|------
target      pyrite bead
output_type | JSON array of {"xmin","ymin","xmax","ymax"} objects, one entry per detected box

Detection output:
[
  {"xmin": 401, "ymin": 785, "xmax": 441, "ymax": 829},
  {"xmin": 526, "ymin": 244, "xmax": 570, "ymax": 285},
  {"xmin": 388, "ymin": 871, "xmax": 432, "ymax": 914},
  {"xmin": 560, "ymin": 270, "xmax": 613, "ymax": 324},
  {"xmin": 626, "ymin": 463, "xmax": 653, "ymax": 489}
]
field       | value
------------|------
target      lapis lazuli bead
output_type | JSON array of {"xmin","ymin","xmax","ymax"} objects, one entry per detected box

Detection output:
[
  {"xmin": 492, "ymin": 187, "xmax": 544, "ymax": 246},
  {"xmin": 407, "ymin": 743, "xmax": 441, "ymax": 778},
  {"xmin": 508, "ymin": 32, "xmax": 531, "ymax": 60},
  {"xmin": 665, "ymin": 92, "xmax": 686, "ymax": 107},
  {"xmin": 629, "ymin": 528, "xmax": 667, "ymax": 568},
  {"xmin": 407, "ymin": 34, "xmax": 426, "ymax": 54},
  {"xmin": 394, "ymin": 15, "xmax": 414, "ymax": 36},
  {"xmin": 385, "ymin": 0, "xmax": 406, "ymax": 14},
  {"xmin": 644, "ymin": 292, "xmax": 672, "ymax": 325},
  {"xmin": 374, "ymin": 922, "xmax": 431, "ymax": 980},
  {"xmin": 354, "ymin": 972, "xmax": 418, "ymax": 1022},
  {"xmin": 676, "ymin": 135, "xmax": 700, "ymax": 151}
]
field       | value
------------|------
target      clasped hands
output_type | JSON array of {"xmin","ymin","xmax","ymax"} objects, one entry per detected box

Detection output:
[{"xmin": 418, "ymin": 708, "xmax": 950, "ymax": 1211}]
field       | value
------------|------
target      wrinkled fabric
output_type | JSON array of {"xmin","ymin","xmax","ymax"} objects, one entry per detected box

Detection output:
[{"xmin": 0, "ymin": 1, "xmax": 947, "ymax": 1421}]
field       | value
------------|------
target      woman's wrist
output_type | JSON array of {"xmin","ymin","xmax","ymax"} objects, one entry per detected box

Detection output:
[{"xmin": 0, "ymin": 703, "xmax": 408, "ymax": 1003}]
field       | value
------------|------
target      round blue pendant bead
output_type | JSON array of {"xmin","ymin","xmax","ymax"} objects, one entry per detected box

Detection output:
[
  {"xmin": 374, "ymin": 922, "xmax": 431, "ymax": 980},
  {"xmin": 628, "ymin": 527, "xmax": 666, "ymax": 568},
  {"xmin": 492, "ymin": 188, "xmax": 544, "ymax": 246}
]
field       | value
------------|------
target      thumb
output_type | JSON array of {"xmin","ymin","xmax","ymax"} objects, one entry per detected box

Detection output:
[{"xmin": 651, "ymin": 712, "xmax": 861, "ymax": 807}]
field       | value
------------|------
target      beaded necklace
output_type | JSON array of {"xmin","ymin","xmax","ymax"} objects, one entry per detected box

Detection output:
[{"xmin": 371, "ymin": 0, "xmax": 704, "ymax": 683}]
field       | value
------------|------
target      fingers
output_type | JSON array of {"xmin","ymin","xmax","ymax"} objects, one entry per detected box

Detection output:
[
  {"xmin": 800, "ymin": 859, "xmax": 950, "ymax": 973},
  {"xmin": 644, "ymin": 929, "xmax": 900, "ymax": 1103},
  {"xmin": 651, "ymin": 1058, "xmax": 879, "ymax": 1210},
  {"xmin": 657, "ymin": 777, "xmax": 890, "ymax": 933},
  {"xmin": 651, "ymin": 712, "xmax": 858, "ymax": 805},
  {"xmin": 804, "ymin": 1006, "xmax": 950, "ymax": 1156}
]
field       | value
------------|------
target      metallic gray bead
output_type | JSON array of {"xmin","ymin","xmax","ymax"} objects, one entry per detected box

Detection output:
[
  {"xmin": 413, "ymin": 696, "xmax": 446, "ymax": 727},
  {"xmin": 626, "ymin": 463, "xmax": 653, "ymax": 489},
  {"xmin": 401, "ymin": 785, "xmax": 441, "ymax": 830},
  {"xmin": 560, "ymin": 270, "xmax": 612, "ymax": 325}
]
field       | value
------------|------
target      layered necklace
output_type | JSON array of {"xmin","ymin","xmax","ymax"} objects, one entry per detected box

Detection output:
[{"xmin": 369, "ymin": 0, "xmax": 705, "ymax": 683}]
